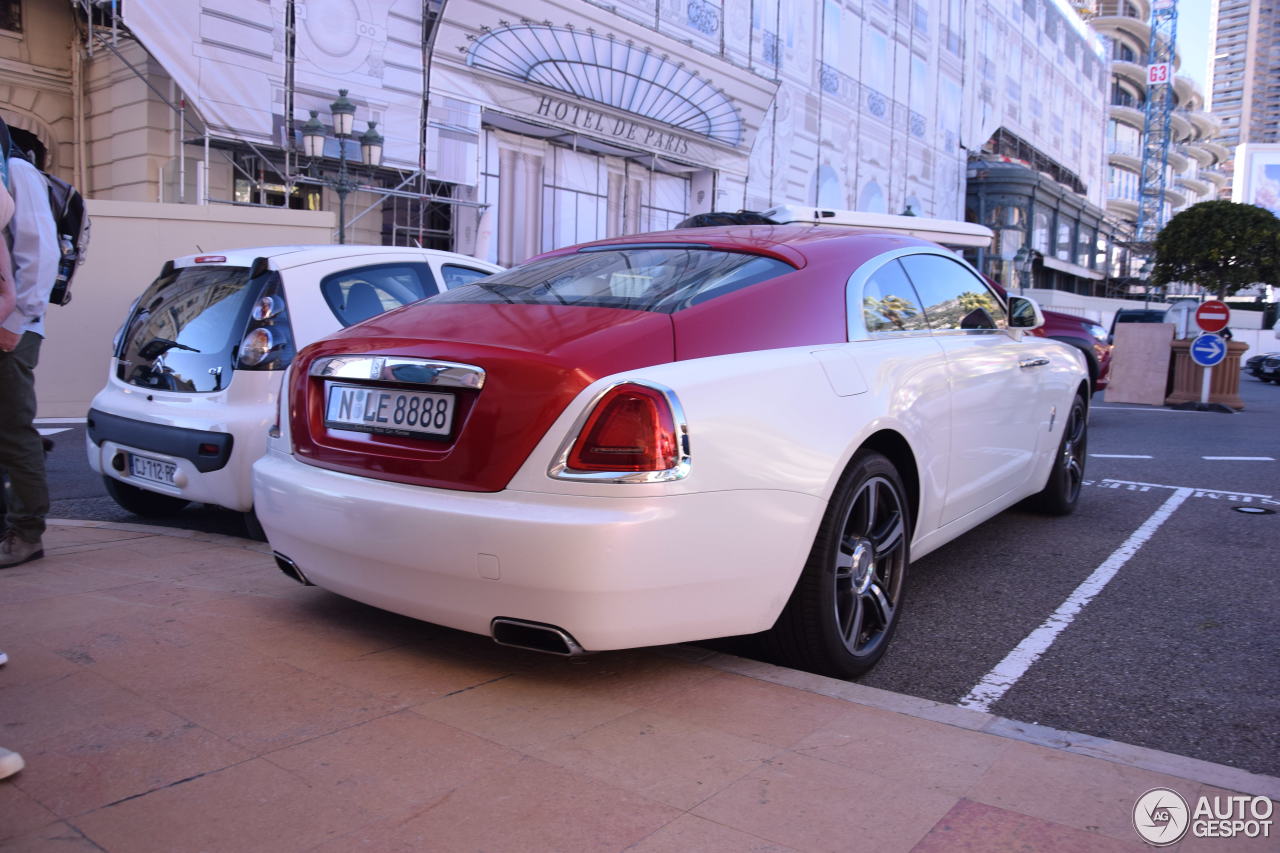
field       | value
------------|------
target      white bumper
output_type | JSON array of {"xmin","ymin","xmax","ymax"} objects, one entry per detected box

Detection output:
[
  {"xmin": 253, "ymin": 450, "xmax": 824, "ymax": 651},
  {"xmin": 87, "ymin": 372, "xmax": 279, "ymax": 513}
]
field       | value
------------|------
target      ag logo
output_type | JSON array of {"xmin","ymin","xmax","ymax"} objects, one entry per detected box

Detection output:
[{"xmin": 1134, "ymin": 788, "xmax": 1190, "ymax": 845}]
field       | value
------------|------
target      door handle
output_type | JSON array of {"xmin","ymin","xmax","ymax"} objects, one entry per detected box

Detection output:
[{"xmin": 1019, "ymin": 357, "xmax": 1050, "ymax": 369}]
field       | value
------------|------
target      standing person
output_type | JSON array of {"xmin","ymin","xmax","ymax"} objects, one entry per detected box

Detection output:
[
  {"xmin": 0, "ymin": 116, "xmax": 59, "ymax": 568},
  {"xmin": 0, "ymin": 173, "xmax": 26, "ymax": 780}
]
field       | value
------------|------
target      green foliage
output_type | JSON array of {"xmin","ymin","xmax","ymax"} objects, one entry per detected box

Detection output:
[{"xmin": 1151, "ymin": 201, "xmax": 1280, "ymax": 298}]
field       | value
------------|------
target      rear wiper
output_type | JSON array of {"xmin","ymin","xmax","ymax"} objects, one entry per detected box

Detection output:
[{"xmin": 139, "ymin": 337, "xmax": 202, "ymax": 359}]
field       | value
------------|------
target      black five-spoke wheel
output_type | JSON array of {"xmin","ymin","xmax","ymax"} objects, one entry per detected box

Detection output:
[
  {"xmin": 765, "ymin": 450, "xmax": 910, "ymax": 679},
  {"xmin": 1031, "ymin": 393, "xmax": 1088, "ymax": 515}
]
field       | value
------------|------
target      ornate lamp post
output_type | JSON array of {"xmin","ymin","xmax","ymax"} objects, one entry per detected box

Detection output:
[
  {"xmin": 299, "ymin": 90, "xmax": 384, "ymax": 244},
  {"xmin": 1014, "ymin": 246, "xmax": 1039, "ymax": 295}
]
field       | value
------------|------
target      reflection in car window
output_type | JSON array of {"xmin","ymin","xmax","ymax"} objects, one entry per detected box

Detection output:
[
  {"xmin": 321, "ymin": 263, "xmax": 439, "ymax": 327},
  {"xmin": 116, "ymin": 265, "xmax": 257, "ymax": 393},
  {"xmin": 441, "ymin": 265, "xmax": 493, "ymax": 289},
  {"xmin": 430, "ymin": 248, "xmax": 795, "ymax": 314},
  {"xmin": 862, "ymin": 260, "xmax": 929, "ymax": 334},
  {"xmin": 899, "ymin": 254, "xmax": 1006, "ymax": 332}
]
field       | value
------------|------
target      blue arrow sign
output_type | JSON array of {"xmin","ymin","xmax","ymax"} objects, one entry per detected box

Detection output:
[{"xmin": 1190, "ymin": 333, "xmax": 1227, "ymax": 368}]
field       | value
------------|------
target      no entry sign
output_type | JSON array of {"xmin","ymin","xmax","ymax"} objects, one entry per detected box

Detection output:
[{"xmin": 1195, "ymin": 301, "xmax": 1230, "ymax": 333}]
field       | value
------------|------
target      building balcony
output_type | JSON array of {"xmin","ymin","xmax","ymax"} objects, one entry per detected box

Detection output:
[
  {"xmin": 1094, "ymin": 0, "xmax": 1151, "ymax": 18},
  {"xmin": 1179, "ymin": 143, "xmax": 1215, "ymax": 167},
  {"xmin": 1110, "ymin": 60, "xmax": 1148, "ymax": 88},
  {"xmin": 1164, "ymin": 185, "xmax": 1188, "ymax": 208},
  {"xmin": 1108, "ymin": 151, "xmax": 1142, "ymax": 172},
  {"xmin": 1165, "ymin": 148, "xmax": 1191, "ymax": 172},
  {"xmin": 1201, "ymin": 170, "xmax": 1229, "ymax": 187},
  {"xmin": 1177, "ymin": 175, "xmax": 1212, "ymax": 195},
  {"xmin": 1169, "ymin": 111, "xmax": 1193, "ymax": 141},
  {"xmin": 1107, "ymin": 198, "xmax": 1140, "ymax": 221},
  {"xmin": 1091, "ymin": 15, "xmax": 1151, "ymax": 47},
  {"xmin": 1109, "ymin": 104, "xmax": 1145, "ymax": 127},
  {"xmin": 1201, "ymin": 141, "xmax": 1230, "ymax": 162}
]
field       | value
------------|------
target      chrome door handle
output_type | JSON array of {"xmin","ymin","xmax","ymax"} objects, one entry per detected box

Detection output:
[{"xmin": 1019, "ymin": 357, "xmax": 1050, "ymax": 369}]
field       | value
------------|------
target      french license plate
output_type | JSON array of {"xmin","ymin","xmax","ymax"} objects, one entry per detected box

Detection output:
[
  {"xmin": 129, "ymin": 452, "xmax": 177, "ymax": 486},
  {"xmin": 324, "ymin": 383, "xmax": 455, "ymax": 439}
]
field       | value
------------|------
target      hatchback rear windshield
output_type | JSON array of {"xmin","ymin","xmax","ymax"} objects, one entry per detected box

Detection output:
[
  {"xmin": 429, "ymin": 248, "xmax": 795, "ymax": 314},
  {"xmin": 115, "ymin": 265, "xmax": 258, "ymax": 393}
]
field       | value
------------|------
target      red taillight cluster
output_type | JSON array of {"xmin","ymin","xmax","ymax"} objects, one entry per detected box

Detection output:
[{"xmin": 567, "ymin": 384, "xmax": 679, "ymax": 473}]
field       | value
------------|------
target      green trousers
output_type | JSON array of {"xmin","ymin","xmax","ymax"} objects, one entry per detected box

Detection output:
[{"xmin": 0, "ymin": 331, "xmax": 48, "ymax": 543}]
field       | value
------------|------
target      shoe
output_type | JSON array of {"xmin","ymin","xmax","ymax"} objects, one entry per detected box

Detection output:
[
  {"xmin": 0, "ymin": 650, "xmax": 7, "ymax": 666},
  {"xmin": 0, "ymin": 747, "xmax": 23, "ymax": 780},
  {"xmin": 0, "ymin": 533, "xmax": 43, "ymax": 568}
]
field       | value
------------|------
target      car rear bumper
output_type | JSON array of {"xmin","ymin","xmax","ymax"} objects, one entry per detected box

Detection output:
[
  {"xmin": 253, "ymin": 450, "xmax": 824, "ymax": 651},
  {"xmin": 86, "ymin": 374, "xmax": 279, "ymax": 513}
]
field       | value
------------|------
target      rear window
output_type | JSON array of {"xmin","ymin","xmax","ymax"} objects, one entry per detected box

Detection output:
[
  {"xmin": 430, "ymin": 248, "xmax": 795, "ymax": 314},
  {"xmin": 115, "ymin": 265, "xmax": 258, "ymax": 392},
  {"xmin": 321, "ymin": 263, "xmax": 441, "ymax": 327}
]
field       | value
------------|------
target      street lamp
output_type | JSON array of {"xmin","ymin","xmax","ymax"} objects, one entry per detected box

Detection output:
[
  {"xmin": 1014, "ymin": 246, "xmax": 1038, "ymax": 294},
  {"xmin": 299, "ymin": 90, "xmax": 384, "ymax": 244}
]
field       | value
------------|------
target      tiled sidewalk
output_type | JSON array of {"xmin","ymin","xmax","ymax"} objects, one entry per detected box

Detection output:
[{"xmin": 1, "ymin": 521, "xmax": 1275, "ymax": 852}]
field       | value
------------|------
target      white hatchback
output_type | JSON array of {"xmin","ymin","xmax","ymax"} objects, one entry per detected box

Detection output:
[{"xmin": 87, "ymin": 245, "xmax": 501, "ymax": 534}]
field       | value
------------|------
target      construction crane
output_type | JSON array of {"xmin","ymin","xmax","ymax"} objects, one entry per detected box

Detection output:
[{"xmin": 1134, "ymin": 0, "xmax": 1179, "ymax": 243}]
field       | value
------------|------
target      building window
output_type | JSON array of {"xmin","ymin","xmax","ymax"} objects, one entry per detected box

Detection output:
[{"xmin": 0, "ymin": 0, "xmax": 20, "ymax": 33}]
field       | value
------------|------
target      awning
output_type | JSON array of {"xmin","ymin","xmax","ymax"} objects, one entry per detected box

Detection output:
[{"xmin": 1041, "ymin": 255, "xmax": 1105, "ymax": 281}]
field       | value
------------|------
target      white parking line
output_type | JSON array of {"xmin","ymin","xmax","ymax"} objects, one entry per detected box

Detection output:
[
  {"xmin": 1090, "ymin": 454, "xmax": 1153, "ymax": 459},
  {"xmin": 34, "ymin": 417, "xmax": 87, "ymax": 424},
  {"xmin": 38, "ymin": 428, "xmax": 71, "ymax": 437},
  {"xmin": 1202, "ymin": 456, "xmax": 1275, "ymax": 461},
  {"xmin": 958, "ymin": 486, "xmax": 1194, "ymax": 713}
]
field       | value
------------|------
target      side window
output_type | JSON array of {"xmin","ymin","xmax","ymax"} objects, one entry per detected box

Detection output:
[
  {"xmin": 321, "ymin": 263, "xmax": 439, "ymax": 327},
  {"xmin": 441, "ymin": 264, "xmax": 494, "ymax": 290},
  {"xmin": 861, "ymin": 259, "xmax": 929, "ymax": 334},
  {"xmin": 899, "ymin": 254, "xmax": 1006, "ymax": 332}
]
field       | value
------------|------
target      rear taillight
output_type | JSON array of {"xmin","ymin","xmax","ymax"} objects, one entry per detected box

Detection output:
[
  {"xmin": 237, "ymin": 271, "xmax": 295, "ymax": 370},
  {"xmin": 554, "ymin": 382, "xmax": 689, "ymax": 482}
]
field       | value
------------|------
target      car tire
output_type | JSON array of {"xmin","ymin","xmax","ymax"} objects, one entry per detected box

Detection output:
[
  {"xmin": 102, "ymin": 476, "xmax": 190, "ymax": 517},
  {"xmin": 763, "ymin": 450, "xmax": 910, "ymax": 679},
  {"xmin": 1030, "ymin": 394, "xmax": 1088, "ymax": 516}
]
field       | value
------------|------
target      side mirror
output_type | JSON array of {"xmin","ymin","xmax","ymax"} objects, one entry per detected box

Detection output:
[{"xmin": 1007, "ymin": 295, "xmax": 1045, "ymax": 330}]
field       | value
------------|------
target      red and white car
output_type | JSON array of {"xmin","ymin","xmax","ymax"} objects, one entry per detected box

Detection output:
[{"xmin": 254, "ymin": 223, "xmax": 1089, "ymax": 677}]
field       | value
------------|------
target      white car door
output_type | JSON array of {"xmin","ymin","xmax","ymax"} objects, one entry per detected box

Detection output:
[{"xmin": 898, "ymin": 253, "xmax": 1044, "ymax": 526}]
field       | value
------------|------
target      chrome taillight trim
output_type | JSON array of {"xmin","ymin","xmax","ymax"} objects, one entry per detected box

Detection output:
[
  {"xmin": 548, "ymin": 379, "xmax": 691, "ymax": 484},
  {"xmin": 309, "ymin": 356, "xmax": 486, "ymax": 389}
]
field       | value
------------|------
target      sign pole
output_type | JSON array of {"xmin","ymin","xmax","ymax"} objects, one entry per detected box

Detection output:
[{"xmin": 1200, "ymin": 363, "xmax": 1213, "ymax": 406}]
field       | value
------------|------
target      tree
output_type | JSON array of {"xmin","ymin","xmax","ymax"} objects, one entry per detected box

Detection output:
[{"xmin": 1150, "ymin": 200, "xmax": 1280, "ymax": 298}]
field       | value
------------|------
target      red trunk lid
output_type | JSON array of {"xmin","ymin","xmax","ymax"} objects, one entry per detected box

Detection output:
[{"xmin": 289, "ymin": 302, "xmax": 675, "ymax": 491}]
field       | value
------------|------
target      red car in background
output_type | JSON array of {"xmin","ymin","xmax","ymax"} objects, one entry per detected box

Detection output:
[{"xmin": 988, "ymin": 281, "xmax": 1112, "ymax": 393}]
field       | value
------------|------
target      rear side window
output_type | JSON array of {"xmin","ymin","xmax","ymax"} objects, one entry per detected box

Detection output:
[
  {"xmin": 441, "ymin": 264, "xmax": 493, "ymax": 289},
  {"xmin": 322, "ymin": 263, "xmax": 440, "ymax": 327},
  {"xmin": 899, "ymin": 254, "xmax": 1006, "ymax": 332},
  {"xmin": 430, "ymin": 248, "xmax": 795, "ymax": 314},
  {"xmin": 862, "ymin": 260, "xmax": 929, "ymax": 334}
]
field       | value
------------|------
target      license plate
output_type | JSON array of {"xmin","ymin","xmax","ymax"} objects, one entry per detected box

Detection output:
[
  {"xmin": 129, "ymin": 453, "xmax": 177, "ymax": 485},
  {"xmin": 324, "ymin": 383, "xmax": 455, "ymax": 439}
]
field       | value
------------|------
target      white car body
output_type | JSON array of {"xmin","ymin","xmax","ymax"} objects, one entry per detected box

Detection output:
[
  {"xmin": 88, "ymin": 245, "xmax": 502, "ymax": 515},
  {"xmin": 253, "ymin": 228, "xmax": 1090, "ymax": 671}
]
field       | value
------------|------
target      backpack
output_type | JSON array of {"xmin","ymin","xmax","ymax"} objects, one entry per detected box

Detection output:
[
  {"xmin": 0, "ymin": 119, "xmax": 91, "ymax": 306},
  {"xmin": 44, "ymin": 171, "xmax": 90, "ymax": 306}
]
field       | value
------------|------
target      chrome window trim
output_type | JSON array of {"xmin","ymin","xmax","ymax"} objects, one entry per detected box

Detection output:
[
  {"xmin": 309, "ymin": 356, "xmax": 486, "ymax": 389},
  {"xmin": 548, "ymin": 380, "xmax": 692, "ymax": 484},
  {"xmin": 846, "ymin": 246, "xmax": 1004, "ymax": 341}
]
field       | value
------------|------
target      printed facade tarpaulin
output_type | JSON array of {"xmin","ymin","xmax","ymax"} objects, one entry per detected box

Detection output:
[
  {"xmin": 432, "ymin": 0, "xmax": 779, "ymax": 175},
  {"xmin": 121, "ymin": 0, "xmax": 476, "ymax": 181}
]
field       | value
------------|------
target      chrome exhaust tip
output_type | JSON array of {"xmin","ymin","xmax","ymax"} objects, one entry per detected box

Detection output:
[
  {"xmin": 490, "ymin": 618, "xmax": 586, "ymax": 656},
  {"xmin": 273, "ymin": 552, "xmax": 313, "ymax": 586}
]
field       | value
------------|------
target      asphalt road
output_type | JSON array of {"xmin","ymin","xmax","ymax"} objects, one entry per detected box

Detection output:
[{"xmin": 34, "ymin": 370, "xmax": 1280, "ymax": 778}]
